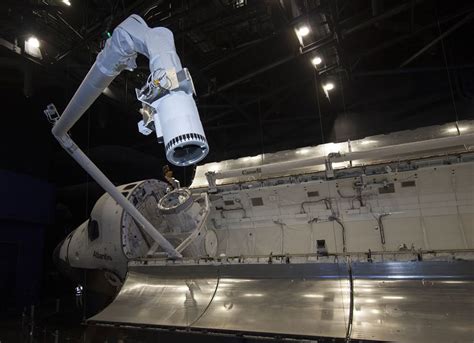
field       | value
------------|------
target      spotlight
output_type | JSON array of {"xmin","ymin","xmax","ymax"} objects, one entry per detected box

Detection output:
[
  {"xmin": 25, "ymin": 36, "xmax": 42, "ymax": 59},
  {"xmin": 311, "ymin": 56, "xmax": 322, "ymax": 66},
  {"xmin": 323, "ymin": 82, "xmax": 334, "ymax": 91},
  {"xmin": 62, "ymin": 0, "xmax": 71, "ymax": 5},
  {"xmin": 26, "ymin": 36, "xmax": 40, "ymax": 49},
  {"xmin": 296, "ymin": 25, "xmax": 310, "ymax": 38}
]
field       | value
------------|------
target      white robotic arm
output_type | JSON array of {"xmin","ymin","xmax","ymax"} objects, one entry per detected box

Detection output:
[
  {"xmin": 45, "ymin": 15, "xmax": 209, "ymax": 258},
  {"xmin": 52, "ymin": 15, "xmax": 208, "ymax": 165}
]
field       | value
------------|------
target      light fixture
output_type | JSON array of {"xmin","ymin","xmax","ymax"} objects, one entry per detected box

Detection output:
[
  {"xmin": 26, "ymin": 36, "xmax": 40, "ymax": 49},
  {"xmin": 62, "ymin": 0, "xmax": 71, "ymax": 6},
  {"xmin": 296, "ymin": 25, "xmax": 310, "ymax": 38},
  {"xmin": 311, "ymin": 56, "xmax": 322, "ymax": 66},
  {"xmin": 323, "ymin": 82, "xmax": 335, "ymax": 91},
  {"xmin": 25, "ymin": 36, "xmax": 42, "ymax": 59},
  {"xmin": 102, "ymin": 87, "xmax": 113, "ymax": 97},
  {"xmin": 234, "ymin": 0, "xmax": 246, "ymax": 8}
]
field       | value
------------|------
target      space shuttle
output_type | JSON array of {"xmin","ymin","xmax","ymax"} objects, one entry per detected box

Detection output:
[{"xmin": 46, "ymin": 14, "xmax": 474, "ymax": 342}]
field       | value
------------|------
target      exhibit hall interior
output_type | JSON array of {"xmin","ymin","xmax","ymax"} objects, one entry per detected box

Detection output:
[{"xmin": 1, "ymin": 0, "xmax": 473, "ymax": 342}]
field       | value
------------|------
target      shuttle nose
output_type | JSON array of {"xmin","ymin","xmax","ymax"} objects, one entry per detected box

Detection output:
[
  {"xmin": 52, "ymin": 237, "xmax": 82, "ymax": 281},
  {"xmin": 52, "ymin": 239, "xmax": 64, "ymax": 269}
]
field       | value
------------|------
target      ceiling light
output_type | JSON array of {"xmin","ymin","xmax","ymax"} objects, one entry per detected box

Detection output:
[
  {"xmin": 62, "ymin": 0, "xmax": 71, "ymax": 5},
  {"xmin": 296, "ymin": 25, "xmax": 310, "ymax": 38},
  {"xmin": 26, "ymin": 36, "xmax": 40, "ymax": 49},
  {"xmin": 323, "ymin": 82, "xmax": 335, "ymax": 91},
  {"xmin": 24, "ymin": 36, "xmax": 43, "ymax": 59},
  {"xmin": 311, "ymin": 56, "xmax": 322, "ymax": 66}
]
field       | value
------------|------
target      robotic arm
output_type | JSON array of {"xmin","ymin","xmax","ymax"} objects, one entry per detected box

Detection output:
[
  {"xmin": 44, "ymin": 15, "xmax": 209, "ymax": 258},
  {"xmin": 51, "ymin": 15, "xmax": 208, "ymax": 165}
]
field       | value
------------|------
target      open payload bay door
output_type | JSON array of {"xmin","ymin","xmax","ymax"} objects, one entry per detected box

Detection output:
[
  {"xmin": 88, "ymin": 262, "xmax": 350, "ymax": 339},
  {"xmin": 88, "ymin": 260, "xmax": 474, "ymax": 342}
]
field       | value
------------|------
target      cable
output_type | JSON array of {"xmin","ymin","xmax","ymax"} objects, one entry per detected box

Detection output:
[
  {"xmin": 188, "ymin": 270, "xmax": 220, "ymax": 328},
  {"xmin": 374, "ymin": 213, "xmax": 390, "ymax": 247},
  {"xmin": 258, "ymin": 95, "xmax": 265, "ymax": 161},
  {"xmin": 437, "ymin": 3, "xmax": 460, "ymax": 129},
  {"xmin": 220, "ymin": 207, "xmax": 247, "ymax": 218},
  {"xmin": 345, "ymin": 261, "xmax": 354, "ymax": 342},
  {"xmin": 337, "ymin": 189, "xmax": 363, "ymax": 208},
  {"xmin": 314, "ymin": 70, "xmax": 325, "ymax": 143},
  {"xmin": 339, "ymin": 67, "xmax": 349, "ymax": 123},
  {"xmin": 300, "ymin": 198, "xmax": 332, "ymax": 213},
  {"xmin": 330, "ymin": 216, "xmax": 347, "ymax": 253}
]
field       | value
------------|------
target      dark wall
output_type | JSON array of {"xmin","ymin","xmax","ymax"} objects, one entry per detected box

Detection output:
[{"xmin": 0, "ymin": 170, "xmax": 54, "ymax": 312}]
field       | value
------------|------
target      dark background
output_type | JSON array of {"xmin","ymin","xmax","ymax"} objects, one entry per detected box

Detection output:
[{"xmin": 0, "ymin": 0, "xmax": 473, "ymax": 326}]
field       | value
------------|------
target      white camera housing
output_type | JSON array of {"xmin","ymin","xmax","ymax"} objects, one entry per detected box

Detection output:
[{"xmin": 153, "ymin": 91, "xmax": 208, "ymax": 166}]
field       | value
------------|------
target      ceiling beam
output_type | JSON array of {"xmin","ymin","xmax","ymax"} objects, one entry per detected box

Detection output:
[
  {"xmin": 341, "ymin": 0, "xmax": 425, "ymax": 36},
  {"xmin": 55, "ymin": 0, "xmax": 151, "ymax": 62},
  {"xmin": 203, "ymin": 76, "xmax": 313, "ymax": 124},
  {"xmin": 350, "ymin": 5, "xmax": 474, "ymax": 71},
  {"xmin": 200, "ymin": 36, "xmax": 334, "ymax": 98},
  {"xmin": 399, "ymin": 12, "xmax": 474, "ymax": 68}
]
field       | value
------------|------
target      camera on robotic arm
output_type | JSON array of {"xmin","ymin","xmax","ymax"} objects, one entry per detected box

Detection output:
[{"xmin": 136, "ymin": 66, "xmax": 208, "ymax": 167}]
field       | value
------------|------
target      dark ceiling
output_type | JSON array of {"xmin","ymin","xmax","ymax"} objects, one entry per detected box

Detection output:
[{"xmin": 1, "ymin": 0, "xmax": 474, "ymax": 191}]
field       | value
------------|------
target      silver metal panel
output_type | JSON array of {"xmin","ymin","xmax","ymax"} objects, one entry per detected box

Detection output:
[
  {"xmin": 351, "ymin": 262, "xmax": 474, "ymax": 342},
  {"xmin": 352, "ymin": 278, "xmax": 474, "ymax": 342},
  {"xmin": 194, "ymin": 278, "xmax": 350, "ymax": 338},
  {"xmin": 89, "ymin": 263, "xmax": 350, "ymax": 339},
  {"xmin": 90, "ymin": 270, "xmax": 219, "ymax": 327},
  {"xmin": 89, "ymin": 261, "xmax": 474, "ymax": 342},
  {"xmin": 351, "ymin": 261, "xmax": 474, "ymax": 279}
]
